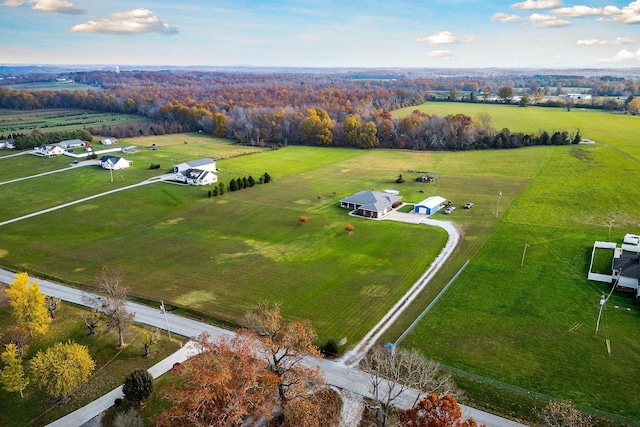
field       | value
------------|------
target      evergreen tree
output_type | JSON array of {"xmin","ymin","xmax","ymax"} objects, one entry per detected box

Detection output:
[{"xmin": 123, "ymin": 370, "xmax": 154, "ymax": 403}]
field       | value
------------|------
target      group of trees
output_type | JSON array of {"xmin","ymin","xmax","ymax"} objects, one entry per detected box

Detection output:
[
  {"xmin": 10, "ymin": 129, "xmax": 92, "ymax": 149},
  {"xmin": 1, "ymin": 273, "xmax": 95, "ymax": 400}
]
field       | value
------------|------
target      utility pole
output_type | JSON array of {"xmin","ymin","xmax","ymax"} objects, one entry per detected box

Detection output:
[
  {"xmin": 160, "ymin": 301, "xmax": 172, "ymax": 342},
  {"xmin": 495, "ymin": 190, "xmax": 502, "ymax": 218},
  {"xmin": 521, "ymin": 243, "xmax": 529, "ymax": 268}
]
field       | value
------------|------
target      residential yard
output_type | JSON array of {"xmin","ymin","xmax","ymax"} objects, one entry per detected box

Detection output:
[{"xmin": 0, "ymin": 299, "xmax": 182, "ymax": 427}]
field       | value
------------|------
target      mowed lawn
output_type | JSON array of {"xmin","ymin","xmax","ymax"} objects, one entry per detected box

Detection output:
[{"xmin": 391, "ymin": 104, "xmax": 640, "ymax": 420}]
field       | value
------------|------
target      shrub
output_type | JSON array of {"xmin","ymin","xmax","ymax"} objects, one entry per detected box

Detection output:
[{"xmin": 122, "ymin": 369, "xmax": 154, "ymax": 403}]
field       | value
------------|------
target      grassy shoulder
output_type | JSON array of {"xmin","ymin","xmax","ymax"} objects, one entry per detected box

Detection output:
[{"xmin": 0, "ymin": 301, "xmax": 182, "ymax": 427}]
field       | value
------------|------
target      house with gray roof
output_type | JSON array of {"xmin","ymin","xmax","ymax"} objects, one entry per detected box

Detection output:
[
  {"xmin": 100, "ymin": 155, "xmax": 131, "ymax": 170},
  {"xmin": 339, "ymin": 190, "xmax": 402, "ymax": 218},
  {"xmin": 173, "ymin": 158, "xmax": 216, "ymax": 174}
]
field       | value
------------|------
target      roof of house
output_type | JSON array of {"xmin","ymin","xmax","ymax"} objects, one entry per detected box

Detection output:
[
  {"xmin": 340, "ymin": 190, "xmax": 402, "ymax": 212},
  {"xmin": 613, "ymin": 253, "xmax": 640, "ymax": 280},
  {"xmin": 100, "ymin": 155, "xmax": 123, "ymax": 162},
  {"xmin": 183, "ymin": 168, "xmax": 213, "ymax": 180},
  {"xmin": 416, "ymin": 196, "xmax": 446, "ymax": 209},
  {"xmin": 60, "ymin": 139, "xmax": 85, "ymax": 145},
  {"xmin": 186, "ymin": 158, "xmax": 215, "ymax": 168}
]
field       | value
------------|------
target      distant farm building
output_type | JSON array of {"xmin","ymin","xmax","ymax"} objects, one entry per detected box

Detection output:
[
  {"xmin": 121, "ymin": 146, "xmax": 138, "ymax": 154},
  {"xmin": 339, "ymin": 190, "xmax": 402, "ymax": 218},
  {"xmin": 588, "ymin": 234, "xmax": 640, "ymax": 297},
  {"xmin": 35, "ymin": 144, "xmax": 65, "ymax": 157},
  {"xmin": 59, "ymin": 139, "xmax": 86, "ymax": 149},
  {"xmin": 100, "ymin": 138, "xmax": 117, "ymax": 145},
  {"xmin": 414, "ymin": 196, "xmax": 446, "ymax": 215},
  {"xmin": 100, "ymin": 155, "xmax": 132, "ymax": 170}
]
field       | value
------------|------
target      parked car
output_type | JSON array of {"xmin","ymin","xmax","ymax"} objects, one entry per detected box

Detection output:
[
  {"xmin": 444, "ymin": 206, "xmax": 456, "ymax": 214},
  {"xmin": 464, "ymin": 203, "xmax": 474, "ymax": 209}
]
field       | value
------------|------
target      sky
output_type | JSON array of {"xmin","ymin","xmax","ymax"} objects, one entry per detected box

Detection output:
[{"xmin": 1, "ymin": 0, "xmax": 639, "ymax": 69}]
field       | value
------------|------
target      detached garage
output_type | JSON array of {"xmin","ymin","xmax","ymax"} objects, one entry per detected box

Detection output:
[{"xmin": 414, "ymin": 196, "xmax": 446, "ymax": 215}]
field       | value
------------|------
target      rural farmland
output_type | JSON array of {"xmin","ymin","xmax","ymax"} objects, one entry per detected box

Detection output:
[{"xmin": 1, "ymin": 103, "xmax": 639, "ymax": 424}]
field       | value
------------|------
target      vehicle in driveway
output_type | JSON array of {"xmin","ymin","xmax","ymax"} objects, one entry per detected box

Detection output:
[
  {"xmin": 444, "ymin": 206, "xmax": 456, "ymax": 214},
  {"xmin": 464, "ymin": 203, "xmax": 474, "ymax": 209}
]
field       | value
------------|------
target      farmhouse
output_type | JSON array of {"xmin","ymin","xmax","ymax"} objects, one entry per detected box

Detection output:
[
  {"xmin": 35, "ymin": 144, "xmax": 65, "ymax": 157},
  {"xmin": 588, "ymin": 234, "xmax": 640, "ymax": 297},
  {"xmin": 339, "ymin": 190, "xmax": 402, "ymax": 218},
  {"xmin": 176, "ymin": 168, "xmax": 218, "ymax": 186},
  {"xmin": 100, "ymin": 155, "xmax": 132, "ymax": 170},
  {"xmin": 59, "ymin": 139, "xmax": 86, "ymax": 149},
  {"xmin": 414, "ymin": 196, "xmax": 446, "ymax": 215},
  {"xmin": 173, "ymin": 158, "xmax": 217, "ymax": 174}
]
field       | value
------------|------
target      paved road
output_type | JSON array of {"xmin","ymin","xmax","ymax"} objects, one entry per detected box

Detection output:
[{"xmin": 0, "ymin": 270, "xmax": 527, "ymax": 427}]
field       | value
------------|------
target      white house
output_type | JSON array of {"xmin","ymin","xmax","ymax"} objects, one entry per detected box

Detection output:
[
  {"xmin": 35, "ymin": 144, "xmax": 65, "ymax": 157},
  {"xmin": 100, "ymin": 138, "xmax": 117, "ymax": 145},
  {"xmin": 173, "ymin": 158, "xmax": 217, "ymax": 174},
  {"xmin": 59, "ymin": 139, "xmax": 86, "ymax": 149},
  {"xmin": 100, "ymin": 155, "xmax": 132, "ymax": 170},
  {"xmin": 181, "ymin": 168, "xmax": 218, "ymax": 186},
  {"xmin": 414, "ymin": 196, "xmax": 446, "ymax": 215}
]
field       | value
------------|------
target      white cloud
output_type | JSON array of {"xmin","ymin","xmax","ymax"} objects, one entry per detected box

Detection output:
[
  {"xmin": 1, "ymin": 0, "xmax": 83, "ymax": 14},
  {"xmin": 609, "ymin": 47, "xmax": 640, "ymax": 61},
  {"xmin": 529, "ymin": 13, "xmax": 571, "ymax": 27},
  {"xmin": 491, "ymin": 12, "xmax": 524, "ymax": 23},
  {"xmin": 552, "ymin": 6, "xmax": 602, "ymax": 18},
  {"xmin": 577, "ymin": 37, "xmax": 633, "ymax": 46},
  {"xmin": 429, "ymin": 50, "xmax": 454, "ymax": 58},
  {"xmin": 512, "ymin": 0, "xmax": 561, "ymax": 11},
  {"xmin": 603, "ymin": 1, "xmax": 640, "ymax": 24},
  {"xmin": 70, "ymin": 8, "xmax": 178, "ymax": 35},
  {"xmin": 417, "ymin": 31, "xmax": 457, "ymax": 45}
]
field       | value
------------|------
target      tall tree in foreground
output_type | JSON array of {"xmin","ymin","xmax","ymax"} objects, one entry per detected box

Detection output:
[
  {"xmin": 361, "ymin": 346, "xmax": 458, "ymax": 427},
  {"xmin": 84, "ymin": 267, "xmax": 134, "ymax": 348},
  {"xmin": 398, "ymin": 393, "xmax": 483, "ymax": 427},
  {"xmin": 243, "ymin": 301, "xmax": 325, "ymax": 405},
  {"xmin": 30, "ymin": 341, "xmax": 95, "ymax": 400},
  {"xmin": 5, "ymin": 272, "xmax": 51, "ymax": 337},
  {"xmin": 158, "ymin": 332, "xmax": 278, "ymax": 427},
  {"xmin": 0, "ymin": 343, "xmax": 29, "ymax": 398}
]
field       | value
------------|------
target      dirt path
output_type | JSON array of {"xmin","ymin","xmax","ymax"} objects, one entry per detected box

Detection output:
[{"xmin": 339, "ymin": 210, "xmax": 460, "ymax": 367}]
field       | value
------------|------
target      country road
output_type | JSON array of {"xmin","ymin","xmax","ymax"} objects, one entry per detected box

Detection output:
[{"xmin": 0, "ymin": 269, "xmax": 527, "ymax": 427}]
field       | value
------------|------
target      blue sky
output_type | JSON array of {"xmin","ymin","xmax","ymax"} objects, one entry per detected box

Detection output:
[{"xmin": 1, "ymin": 0, "xmax": 639, "ymax": 68}]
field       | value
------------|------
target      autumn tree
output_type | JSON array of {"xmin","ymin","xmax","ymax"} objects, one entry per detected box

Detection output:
[
  {"xmin": 158, "ymin": 332, "xmax": 278, "ymax": 427},
  {"xmin": 123, "ymin": 369, "xmax": 154, "ymax": 403},
  {"xmin": 497, "ymin": 86, "xmax": 515, "ymax": 103},
  {"xmin": 0, "ymin": 343, "xmax": 29, "ymax": 398},
  {"xmin": 81, "ymin": 310, "xmax": 101, "ymax": 337},
  {"xmin": 5, "ymin": 272, "xmax": 51, "ymax": 337},
  {"xmin": 343, "ymin": 115, "xmax": 361, "ymax": 146},
  {"xmin": 398, "ymin": 393, "xmax": 482, "ymax": 427},
  {"xmin": 358, "ymin": 121, "xmax": 380, "ymax": 149},
  {"xmin": 299, "ymin": 108, "xmax": 333, "ymax": 146},
  {"xmin": 243, "ymin": 301, "xmax": 324, "ymax": 406},
  {"xmin": 213, "ymin": 112, "xmax": 229, "ymax": 138},
  {"xmin": 538, "ymin": 400, "xmax": 592, "ymax": 427},
  {"xmin": 30, "ymin": 341, "xmax": 95, "ymax": 400},
  {"xmin": 345, "ymin": 224, "xmax": 354, "ymax": 234},
  {"xmin": 84, "ymin": 267, "xmax": 134, "ymax": 348},
  {"xmin": 628, "ymin": 97, "xmax": 640, "ymax": 115},
  {"xmin": 361, "ymin": 346, "xmax": 458, "ymax": 427},
  {"xmin": 142, "ymin": 327, "xmax": 160, "ymax": 358}
]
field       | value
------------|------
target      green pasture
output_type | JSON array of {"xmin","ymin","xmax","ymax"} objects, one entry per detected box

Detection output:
[
  {"xmin": 5, "ymin": 81, "xmax": 99, "ymax": 92},
  {"xmin": 0, "ymin": 301, "xmax": 181, "ymax": 427},
  {"xmin": 387, "ymin": 104, "xmax": 640, "ymax": 421},
  {"xmin": 0, "ymin": 108, "xmax": 149, "ymax": 134}
]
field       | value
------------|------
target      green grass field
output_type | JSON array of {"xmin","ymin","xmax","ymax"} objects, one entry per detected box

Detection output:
[
  {"xmin": 0, "ymin": 301, "xmax": 182, "ymax": 427},
  {"xmin": 1, "ymin": 104, "xmax": 639, "ymax": 423},
  {"xmin": 5, "ymin": 81, "xmax": 100, "ymax": 92},
  {"xmin": 385, "ymin": 103, "xmax": 640, "ymax": 423},
  {"xmin": 0, "ymin": 108, "xmax": 149, "ymax": 134}
]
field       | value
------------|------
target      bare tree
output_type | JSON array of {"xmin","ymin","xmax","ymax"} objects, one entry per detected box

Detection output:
[
  {"xmin": 45, "ymin": 296, "xmax": 61, "ymax": 319},
  {"xmin": 81, "ymin": 310, "xmax": 101, "ymax": 336},
  {"xmin": 83, "ymin": 267, "xmax": 134, "ymax": 347},
  {"xmin": 360, "ymin": 346, "xmax": 458, "ymax": 427}
]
